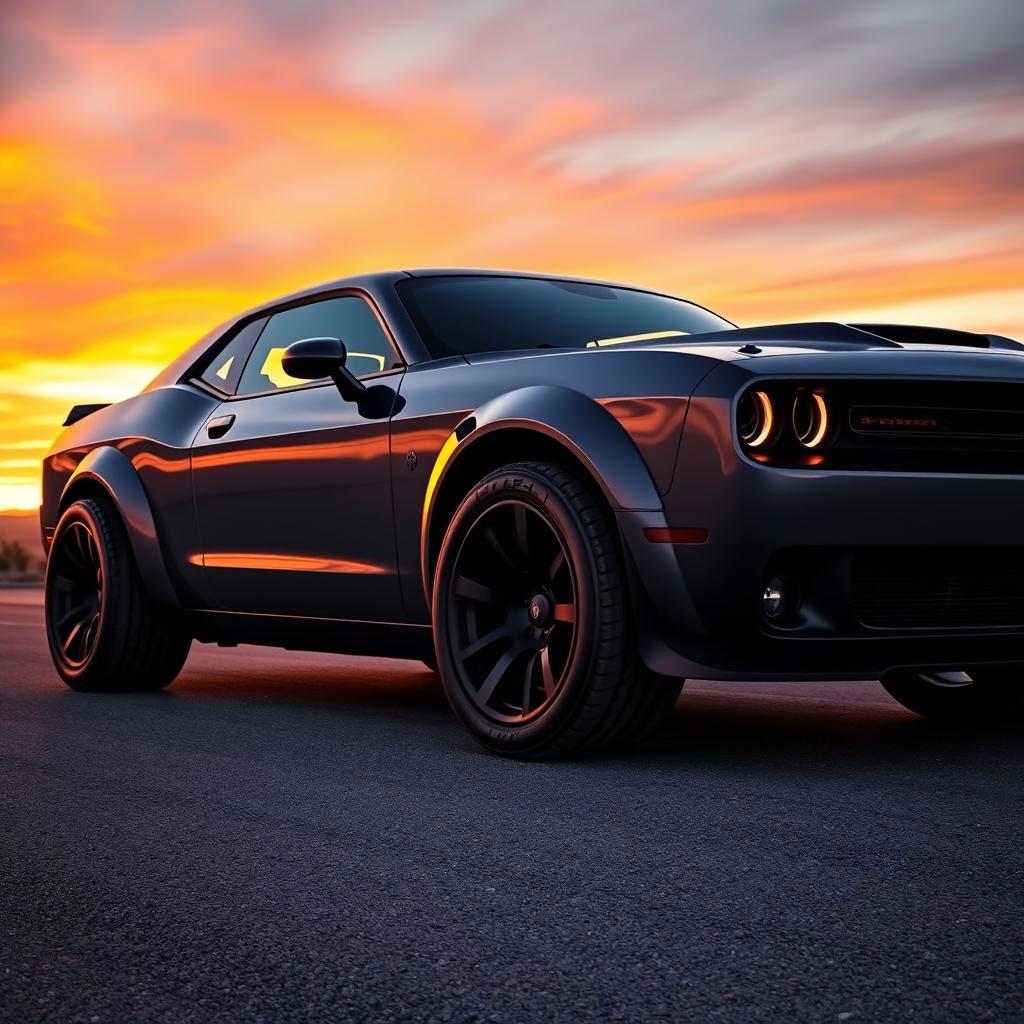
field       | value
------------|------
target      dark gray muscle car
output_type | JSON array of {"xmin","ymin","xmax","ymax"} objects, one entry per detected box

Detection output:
[{"xmin": 40, "ymin": 270, "xmax": 1024, "ymax": 756}]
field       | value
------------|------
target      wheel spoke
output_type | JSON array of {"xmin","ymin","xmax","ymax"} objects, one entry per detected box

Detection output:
[
  {"xmin": 547, "ymin": 547, "xmax": 565, "ymax": 581},
  {"xmin": 460, "ymin": 622, "xmax": 516, "ymax": 660},
  {"xmin": 62, "ymin": 617, "xmax": 87, "ymax": 657},
  {"xmin": 82, "ymin": 613, "xmax": 100, "ymax": 657},
  {"xmin": 539, "ymin": 645, "xmax": 557, "ymax": 697},
  {"xmin": 84, "ymin": 528, "xmax": 96, "ymax": 565},
  {"xmin": 453, "ymin": 574, "xmax": 504, "ymax": 607},
  {"xmin": 476, "ymin": 646, "xmax": 518, "ymax": 708},
  {"xmin": 52, "ymin": 574, "xmax": 75, "ymax": 593},
  {"xmin": 553, "ymin": 603, "xmax": 575, "ymax": 624},
  {"xmin": 57, "ymin": 599, "xmax": 94, "ymax": 631},
  {"xmin": 481, "ymin": 525, "xmax": 517, "ymax": 572},
  {"xmin": 62, "ymin": 529, "xmax": 85, "ymax": 571},
  {"xmin": 521, "ymin": 652, "xmax": 538, "ymax": 714},
  {"xmin": 74, "ymin": 524, "xmax": 91, "ymax": 569}
]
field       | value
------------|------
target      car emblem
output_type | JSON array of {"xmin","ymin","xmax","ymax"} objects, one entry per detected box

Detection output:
[{"xmin": 406, "ymin": 451, "xmax": 418, "ymax": 471}]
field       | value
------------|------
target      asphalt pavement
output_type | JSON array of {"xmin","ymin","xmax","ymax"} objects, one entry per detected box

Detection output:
[{"xmin": 2, "ymin": 589, "xmax": 1023, "ymax": 1023}]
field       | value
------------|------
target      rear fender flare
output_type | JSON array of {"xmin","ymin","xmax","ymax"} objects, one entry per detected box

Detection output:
[{"xmin": 60, "ymin": 446, "xmax": 179, "ymax": 608}]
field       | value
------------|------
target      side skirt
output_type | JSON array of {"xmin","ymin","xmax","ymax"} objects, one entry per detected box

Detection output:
[{"xmin": 187, "ymin": 610, "xmax": 435, "ymax": 660}]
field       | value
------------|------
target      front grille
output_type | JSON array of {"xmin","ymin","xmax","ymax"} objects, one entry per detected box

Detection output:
[
  {"xmin": 743, "ymin": 379, "xmax": 1024, "ymax": 473},
  {"xmin": 852, "ymin": 548, "xmax": 1024, "ymax": 629},
  {"xmin": 850, "ymin": 404, "xmax": 1024, "ymax": 440}
]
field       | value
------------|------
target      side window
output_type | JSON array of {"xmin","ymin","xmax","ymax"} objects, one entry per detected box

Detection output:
[
  {"xmin": 236, "ymin": 296, "xmax": 398, "ymax": 397},
  {"xmin": 199, "ymin": 318, "xmax": 267, "ymax": 394}
]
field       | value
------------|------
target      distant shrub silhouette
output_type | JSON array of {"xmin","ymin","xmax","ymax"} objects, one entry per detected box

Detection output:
[{"xmin": 0, "ymin": 540, "xmax": 31, "ymax": 573}]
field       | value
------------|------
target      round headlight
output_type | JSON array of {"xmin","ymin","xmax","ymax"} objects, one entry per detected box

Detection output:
[
  {"xmin": 792, "ymin": 391, "xmax": 830, "ymax": 449},
  {"xmin": 737, "ymin": 389, "xmax": 776, "ymax": 448}
]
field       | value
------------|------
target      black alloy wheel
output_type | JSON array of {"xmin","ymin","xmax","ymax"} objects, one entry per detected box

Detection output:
[
  {"xmin": 446, "ymin": 498, "xmax": 578, "ymax": 724},
  {"xmin": 44, "ymin": 497, "xmax": 191, "ymax": 692},
  {"xmin": 433, "ymin": 461, "xmax": 682, "ymax": 758},
  {"xmin": 47, "ymin": 520, "xmax": 104, "ymax": 668}
]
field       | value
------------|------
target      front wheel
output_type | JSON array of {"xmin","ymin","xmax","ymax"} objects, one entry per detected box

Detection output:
[
  {"xmin": 880, "ymin": 669, "xmax": 1024, "ymax": 721},
  {"xmin": 45, "ymin": 497, "xmax": 191, "ymax": 692},
  {"xmin": 432, "ymin": 461, "xmax": 681, "ymax": 758}
]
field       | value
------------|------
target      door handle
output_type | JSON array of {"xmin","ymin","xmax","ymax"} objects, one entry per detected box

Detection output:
[{"xmin": 206, "ymin": 414, "xmax": 235, "ymax": 439}]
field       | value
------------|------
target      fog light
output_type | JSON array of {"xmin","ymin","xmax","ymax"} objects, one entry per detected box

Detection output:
[{"xmin": 762, "ymin": 577, "xmax": 786, "ymax": 618}]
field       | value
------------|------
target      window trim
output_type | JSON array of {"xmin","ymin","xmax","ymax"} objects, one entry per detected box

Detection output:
[
  {"xmin": 193, "ymin": 315, "xmax": 270, "ymax": 397},
  {"xmin": 187, "ymin": 288, "xmax": 405, "ymax": 399}
]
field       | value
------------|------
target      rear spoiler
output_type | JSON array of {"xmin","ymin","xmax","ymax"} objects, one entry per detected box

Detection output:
[
  {"xmin": 63, "ymin": 403, "xmax": 110, "ymax": 427},
  {"xmin": 850, "ymin": 323, "xmax": 1024, "ymax": 352}
]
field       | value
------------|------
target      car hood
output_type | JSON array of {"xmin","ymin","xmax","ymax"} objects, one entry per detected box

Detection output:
[
  {"xmin": 651, "ymin": 323, "xmax": 1024, "ymax": 382},
  {"xmin": 461, "ymin": 321, "xmax": 1024, "ymax": 381},
  {"xmin": 465, "ymin": 321, "xmax": 1023, "ymax": 362},
  {"xmin": 638, "ymin": 321, "xmax": 1023, "ymax": 358}
]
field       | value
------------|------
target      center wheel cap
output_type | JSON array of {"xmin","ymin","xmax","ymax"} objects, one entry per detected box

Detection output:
[{"xmin": 527, "ymin": 592, "xmax": 552, "ymax": 627}]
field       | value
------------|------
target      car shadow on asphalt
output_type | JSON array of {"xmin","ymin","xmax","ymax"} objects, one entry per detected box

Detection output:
[
  {"xmin": 158, "ymin": 653, "xmax": 1024, "ymax": 774},
  {"xmin": 170, "ymin": 652, "xmax": 449, "ymax": 712},
  {"xmin": 639, "ymin": 683, "xmax": 1024, "ymax": 775}
]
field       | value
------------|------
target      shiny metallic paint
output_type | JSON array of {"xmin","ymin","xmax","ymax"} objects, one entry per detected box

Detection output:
[
  {"xmin": 190, "ymin": 373, "xmax": 402, "ymax": 618},
  {"xmin": 390, "ymin": 349, "xmax": 717, "ymax": 621},
  {"xmin": 55, "ymin": 446, "xmax": 179, "ymax": 607},
  {"xmin": 39, "ymin": 269, "xmax": 1024, "ymax": 680}
]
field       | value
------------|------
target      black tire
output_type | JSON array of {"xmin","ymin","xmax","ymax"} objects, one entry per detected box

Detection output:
[
  {"xmin": 45, "ymin": 497, "xmax": 191, "ymax": 692},
  {"xmin": 432, "ymin": 461, "xmax": 682, "ymax": 758},
  {"xmin": 880, "ymin": 669, "xmax": 1024, "ymax": 721}
]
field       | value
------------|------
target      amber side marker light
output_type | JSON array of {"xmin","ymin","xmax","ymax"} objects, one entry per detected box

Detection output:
[{"xmin": 644, "ymin": 527, "xmax": 709, "ymax": 544}]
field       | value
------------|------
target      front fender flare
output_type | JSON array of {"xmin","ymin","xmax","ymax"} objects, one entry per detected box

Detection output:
[
  {"xmin": 60, "ymin": 446, "xmax": 179, "ymax": 608},
  {"xmin": 420, "ymin": 385, "xmax": 665, "ymax": 596}
]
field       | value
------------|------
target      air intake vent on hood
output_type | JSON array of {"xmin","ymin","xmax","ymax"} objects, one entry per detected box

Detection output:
[{"xmin": 850, "ymin": 324, "xmax": 992, "ymax": 349}]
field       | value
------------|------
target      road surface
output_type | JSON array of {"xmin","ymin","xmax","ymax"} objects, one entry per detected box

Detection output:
[{"xmin": 2, "ymin": 590, "xmax": 1022, "ymax": 1023}]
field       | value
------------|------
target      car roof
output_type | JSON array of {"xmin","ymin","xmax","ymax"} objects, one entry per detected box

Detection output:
[
  {"xmin": 144, "ymin": 269, "xmax": 687, "ymax": 391},
  {"xmin": 401, "ymin": 267, "xmax": 664, "ymax": 289},
  {"xmin": 248, "ymin": 268, "xmax": 677, "ymax": 312}
]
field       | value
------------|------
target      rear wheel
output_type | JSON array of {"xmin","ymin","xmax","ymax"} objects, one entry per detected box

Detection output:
[
  {"xmin": 45, "ymin": 497, "xmax": 191, "ymax": 692},
  {"xmin": 880, "ymin": 669, "xmax": 1024, "ymax": 721},
  {"xmin": 432, "ymin": 461, "xmax": 681, "ymax": 758}
]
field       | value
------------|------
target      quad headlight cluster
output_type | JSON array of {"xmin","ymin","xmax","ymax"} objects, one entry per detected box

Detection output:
[{"xmin": 737, "ymin": 385, "xmax": 834, "ymax": 453}]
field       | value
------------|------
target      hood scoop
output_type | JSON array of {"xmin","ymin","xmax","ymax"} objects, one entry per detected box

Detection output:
[{"xmin": 850, "ymin": 323, "xmax": 1023, "ymax": 352}]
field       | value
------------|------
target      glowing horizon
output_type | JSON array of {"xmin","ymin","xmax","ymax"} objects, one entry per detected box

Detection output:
[{"xmin": 1, "ymin": 0, "xmax": 1022, "ymax": 509}]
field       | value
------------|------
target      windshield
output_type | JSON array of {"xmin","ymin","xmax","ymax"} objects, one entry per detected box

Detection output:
[{"xmin": 396, "ymin": 275, "xmax": 734, "ymax": 358}]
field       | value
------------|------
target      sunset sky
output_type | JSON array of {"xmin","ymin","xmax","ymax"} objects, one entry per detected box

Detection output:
[{"xmin": 1, "ymin": 0, "xmax": 1023, "ymax": 510}]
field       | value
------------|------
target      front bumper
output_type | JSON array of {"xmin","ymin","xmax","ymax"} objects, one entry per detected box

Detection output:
[{"xmin": 620, "ymin": 391, "xmax": 1024, "ymax": 681}]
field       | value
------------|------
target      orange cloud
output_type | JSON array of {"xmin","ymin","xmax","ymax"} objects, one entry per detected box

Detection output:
[{"xmin": 0, "ymin": 4, "xmax": 1021, "ymax": 509}]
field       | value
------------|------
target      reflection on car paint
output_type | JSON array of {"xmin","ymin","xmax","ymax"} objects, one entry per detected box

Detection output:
[{"xmin": 187, "ymin": 552, "xmax": 389, "ymax": 574}]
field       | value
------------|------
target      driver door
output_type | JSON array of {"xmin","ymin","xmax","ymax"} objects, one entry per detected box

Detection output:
[{"xmin": 190, "ymin": 293, "xmax": 404, "ymax": 622}]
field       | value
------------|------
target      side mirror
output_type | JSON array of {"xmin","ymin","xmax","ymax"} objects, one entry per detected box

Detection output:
[{"xmin": 281, "ymin": 336, "xmax": 366, "ymax": 402}]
